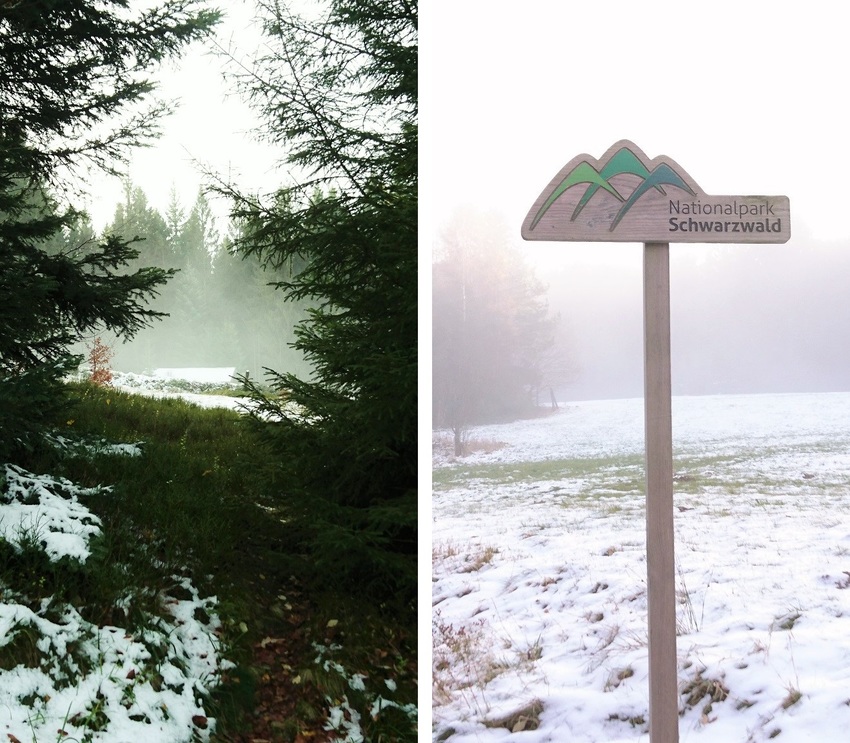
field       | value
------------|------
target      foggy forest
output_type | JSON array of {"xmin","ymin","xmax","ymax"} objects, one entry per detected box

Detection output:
[
  {"xmin": 68, "ymin": 182, "xmax": 311, "ymax": 381},
  {"xmin": 432, "ymin": 207, "xmax": 850, "ymax": 432},
  {"xmin": 0, "ymin": 1, "xmax": 417, "ymax": 742}
]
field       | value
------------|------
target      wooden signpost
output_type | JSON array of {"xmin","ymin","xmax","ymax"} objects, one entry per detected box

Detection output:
[{"xmin": 521, "ymin": 141, "xmax": 790, "ymax": 742}]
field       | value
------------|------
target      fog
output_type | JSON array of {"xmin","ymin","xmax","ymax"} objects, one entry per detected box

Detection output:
[
  {"xmin": 104, "ymin": 299, "xmax": 310, "ymax": 384},
  {"xmin": 538, "ymin": 234, "xmax": 850, "ymax": 401},
  {"xmin": 424, "ymin": 1, "xmax": 850, "ymax": 409}
]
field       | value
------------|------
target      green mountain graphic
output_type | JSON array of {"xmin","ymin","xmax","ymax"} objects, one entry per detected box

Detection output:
[
  {"xmin": 529, "ymin": 146, "xmax": 697, "ymax": 232},
  {"xmin": 529, "ymin": 161, "xmax": 624, "ymax": 231},
  {"xmin": 611, "ymin": 162, "xmax": 696, "ymax": 229},
  {"xmin": 571, "ymin": 147, "xmax": 654, "ymax": 220}
]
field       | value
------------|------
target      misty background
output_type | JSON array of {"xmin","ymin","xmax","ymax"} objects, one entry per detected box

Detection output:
[
  {"xmin": 550, "ymin": 229, "xmax": 850, "ymax": 401},
  {"xmin": 432, "ymin": 207, "xmax": 850, "ymax": 434},
  {"xmin": 425, "ymin": 2, "xmax": 850, "ymax": 435},
  {"xmin": 67, "ymin": 181, "xmax": 309, "ymax": 382}
]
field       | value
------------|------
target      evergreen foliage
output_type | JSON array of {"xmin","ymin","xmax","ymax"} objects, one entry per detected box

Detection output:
[
  {"xmin": 0, "ymin": 1, "xmax": 218, "ymax": 462},
  {"xmin": 215, "ymin": 0, "xmax": 417, "ymax": 603}
]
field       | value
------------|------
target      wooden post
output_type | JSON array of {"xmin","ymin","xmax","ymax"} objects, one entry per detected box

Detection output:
[
  {"xmin": 522, "ymin": 141, "xmax": 789, "ymax": 742},
  {"xmin": 643, "ymin": 242, "xmax": 678, "ymax": 742}
]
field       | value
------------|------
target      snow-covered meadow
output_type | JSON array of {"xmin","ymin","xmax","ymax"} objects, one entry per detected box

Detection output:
[
  {"xmin": 111, "ymin": 371, "xmax": 245, "ymax": 411},
  {"xmin": 432, "ymin": 392, "xmax": 850, "ymax": 742}
]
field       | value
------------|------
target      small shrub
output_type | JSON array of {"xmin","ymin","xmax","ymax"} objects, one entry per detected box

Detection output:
[{"xmin": 87, "ymin": 337, "xmax": 114, "ymax": 387}]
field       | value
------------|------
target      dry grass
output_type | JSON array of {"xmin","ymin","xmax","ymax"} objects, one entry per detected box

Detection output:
[
  {"xmin": 459, "ymin": 545, "xmax": 499, "ymax": 573},
  {"xmin": 604, "ymin": 666, "xmax": 634, "ymax": 691},
  {"xmin": 432, "ymin": 540, "xmax": 461, "ymax": 561},
  {"xmin": 432, "ymin": 431, "xmax": 506, "ymax": 459},
  {"xmin": 483, "ymin": 699, "xmax": 544, "ymax": 733},
  {"xmin": 432, "ymin": 612, "xmax": 504, "ymax": 715},
  {"xmin": 781, "ymin": 686, "xmax": 802, "ymax": 709},
  {"xmin": 681, "ymin": 669, "xmax": 730, "ymax": 718}
]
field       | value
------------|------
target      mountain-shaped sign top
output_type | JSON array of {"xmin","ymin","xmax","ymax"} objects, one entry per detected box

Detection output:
[
  {"xmin": 528, "ymin": 142, "xmax": 697, "ymax": 233},
  {"xmin": 522, "ymin": 140, "xmax": 790, "ymax": 244}
]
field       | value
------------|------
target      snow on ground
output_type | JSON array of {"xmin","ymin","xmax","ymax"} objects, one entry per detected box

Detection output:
[
  {"xmin": 432, "ymin": 392, "xmax": 850, "ymax": 742},
  {"xmin": 1, "ymin": 375, "xmax": 245, "ymax": 741},
  {"xmin": 0, "ymin": 460, "xmax": 230, "ymax": 742},
  {"xmin": 112, "ymin": 371, "xmax": 245, "ymax": 410},
  {"xmin": 1, "ymin": 464, "xmax": 103, "ymax": 562},
  {"xmin": 152, "ymin": 367, "xmax": 237, "ymax": 384}
]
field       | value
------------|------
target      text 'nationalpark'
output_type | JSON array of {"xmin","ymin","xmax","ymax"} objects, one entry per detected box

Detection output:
[{"xmin": 668, "ymin": 199, "xmax": 783, "ymax": 234}]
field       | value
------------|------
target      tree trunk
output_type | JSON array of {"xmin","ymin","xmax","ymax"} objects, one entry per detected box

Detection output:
[{"xmin": 453, "ymin": 426, "xmax": 465, "ymax": 456}]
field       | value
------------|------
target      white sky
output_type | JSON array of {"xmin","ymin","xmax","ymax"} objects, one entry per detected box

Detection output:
[
  {"xmin": 84, "ymin": 1, "xmax": 277, "ymax": 231},
  {"xmin": 422, "ymin": 1, "xmax": 850, "ymax": 270}
]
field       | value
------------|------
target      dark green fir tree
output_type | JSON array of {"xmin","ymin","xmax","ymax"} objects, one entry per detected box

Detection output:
[
  {"xmin": 216, "ymin": 0, "xmax": 417, "ymax": 604},
  {"xmin": 0, "ymin": 1, "xmax": 219, "ymax": 462}
]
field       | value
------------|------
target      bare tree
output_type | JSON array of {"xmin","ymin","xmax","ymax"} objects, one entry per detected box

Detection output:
[{"xmin": 433, "ymin": 209, "xmax": 567, "ymax": 445}]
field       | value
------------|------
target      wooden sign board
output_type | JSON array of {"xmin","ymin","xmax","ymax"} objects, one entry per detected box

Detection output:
[
  {"xmin": 521, "ymin": 141, "xmax": 790, "ymax": 743},
  {"xmin": 521, "ymin": 140, "xmax": 790, "ymax": 244}
]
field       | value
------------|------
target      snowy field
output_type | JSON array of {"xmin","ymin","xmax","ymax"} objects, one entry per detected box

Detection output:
[
  {"xmin": 432, "ymin": 392, "xmax": 850, "ymax": 742},
  {"xmin": 112, "ymin": 371, "xmax": 245, "ymax": 410}
]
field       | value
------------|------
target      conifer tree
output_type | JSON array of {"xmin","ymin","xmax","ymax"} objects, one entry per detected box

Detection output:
[
  {"xmin": 0, "ymin": 1, "xmax": 218, "ymax": 461},
  {"xmin": 217, "ymin": 0, "xmax": 417, "ymax": 601}
]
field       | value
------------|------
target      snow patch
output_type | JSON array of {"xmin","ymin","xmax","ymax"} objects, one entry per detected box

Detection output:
[
  {"xmin": 0, "ymin": 467, "xmax": 232, "ymax": 742},
  {"xmin": 1, "ymin": 464, "xmax": 103, "ymax": 562}
]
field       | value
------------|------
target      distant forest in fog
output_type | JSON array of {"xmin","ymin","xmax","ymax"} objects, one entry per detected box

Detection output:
[
  {"xmin": 546, "ymin": 236, "xmax": 850, "ymax": 401},
  {"xmin": 433, "ymin": 208, "xmax": 850, "ymax": 426},
  {"xmin": 74, "ymin": 181, "xmax": 310, "ymax": 381}
]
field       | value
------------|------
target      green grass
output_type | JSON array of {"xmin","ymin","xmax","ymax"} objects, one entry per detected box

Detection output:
[
  {"xmin": 45, "ymin": 383, "xmax": 269, "ymax": 599},
  {"xmin": 436, "ymin": 446, "xmax": 850, "ymax": 508},
  {"xmin": 16, "ymin": 381, "xmax": 419, "ymax": 742},
  {"xmin": 432, "ymin": 455, "xmax": 645, "ymax": 491}
]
